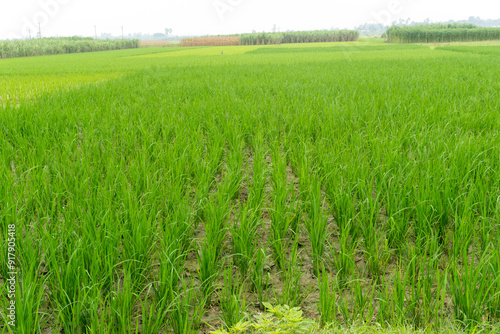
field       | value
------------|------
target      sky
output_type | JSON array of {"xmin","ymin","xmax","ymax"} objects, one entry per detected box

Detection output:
[{"xmin": 0, "ymin": 0, "xmax": 499, "ymax": 39}]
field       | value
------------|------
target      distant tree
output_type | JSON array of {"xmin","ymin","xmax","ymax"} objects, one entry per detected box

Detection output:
[{"xmin": 165, "ymin": 28, "xmax": 173, "ymax": 36}]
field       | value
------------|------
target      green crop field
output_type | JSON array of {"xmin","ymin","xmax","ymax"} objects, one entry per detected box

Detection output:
[{"xmin": 1, "ymin": 41, "xmax": 500, "ymax": 333}]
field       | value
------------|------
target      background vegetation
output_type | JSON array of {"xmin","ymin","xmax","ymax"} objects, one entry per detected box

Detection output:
[
  {"xmin": 0, "ymin": 37, "xmax": 139, "ymax": 59},
  {"xmin": 386, "ymin": 23, "xmax": 500, "ymax": 43}
]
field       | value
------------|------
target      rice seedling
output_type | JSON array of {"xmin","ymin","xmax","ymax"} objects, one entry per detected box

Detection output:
[
  {"xmin": 219, "ymin": 268, "xmax": 248, "ymax": 328},
  {"xmin": 109, "ymin": 271, "xmax": 136, "ymax": 333},
  {"xmin": 303, "ymin": 174, "xmax": 329, "ymax": 276},
  {"xmin": 197, "ymin": 241, "xmax": 221, "ymax": 305},
  {"xmin": 250, "ymin": 248, "xmax": 270, "ymax": 310},
  {"xmin": 331, "ymin": 225, "xmax": 358, "ymax": 290},
  {"xmin": 449, "ymin": 247, "xmax": 499, "ymax": 328},
  {"xmin": 269, "ymin": 146, "xmax": 295, "ymax": 269},
  {"xmin": 318, "ymin": 266, "xmax": 338, "ymax": 326},
  {"xmin": 231, "ymin": 205, "xmax": 259, "ymax": 277},
  {"xmin": 274, "ymin": 238, "xmax": 311, "ymax": 308},
  {"xmin": 170, "ymin": 280, "xmax": 206, "ymax": 334}
]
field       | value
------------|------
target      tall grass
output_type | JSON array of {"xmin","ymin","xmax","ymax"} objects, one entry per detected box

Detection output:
[
  {"xmin": 0, "ymin": 37, "xmax": 139, "ymax": 59},
  {"xmin": 386, "ymin": 24, "xmax": 500, "ymax": 43}
]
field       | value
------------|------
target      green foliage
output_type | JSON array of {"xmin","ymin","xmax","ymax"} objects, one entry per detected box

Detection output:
[
  {"xmin": 0, "ymin": 37, "xmax": 139, "ymax": 59},
  {"xmin": 240, "ymin": 30, "xmax": 359, "ymax": 45},
  {"xmin": 385, "ymin": 23, "xmax": 500, "ymax": 43},
  {"xmin": 211, "ymin": 303, "xmax": 315, "ymax": 334}
]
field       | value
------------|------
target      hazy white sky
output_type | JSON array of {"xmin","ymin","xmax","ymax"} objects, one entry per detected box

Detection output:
[{"xmin": 1, "ymin": 0, "xmax": 499, "ymax": 39}]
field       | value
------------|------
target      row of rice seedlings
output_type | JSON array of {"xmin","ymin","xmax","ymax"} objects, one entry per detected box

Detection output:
[
  {"xmin": 303, "ymin": 174, "xmax": 328, "ymax": 276},
  {"xmin": 246, "ymin": 132, "xmax": 267, "ymax": 217},
  {"xmin": 318, "ymin": 267, "xmax": 338, "ymax": 326},
  {"xmin": 269, "ymin": 144, "xmax": 296, "ymax": 270},
  {"xmin": 170, "ymin": 280, "xmax": 206, "ymax": 334},
  {"xmin": 231, "ymin": 205, "xmax": 259, "ymax": 278},
  {"xmin": 198, "ymin": 133, "xmax": 246, "ymax": 313},
  {"xmin": 330, "ymin": 228, "xmax": 358, "ymax": 291},
  {"xmin": 449, "ymin": 246, "xmax": 500, "ymax": 328},
  {"xmin": 197, "ymin": 190, "xmax": 231, "ymax": 304},
  {"xmin": 219, "ymin": 267, "xmax": 247, "ymax": 327},
  {"xmin": 273, "ymin": 238, "xmax": 310, "ymax": 308},
  {"xmin": 232, "ymin": 134, "xmax": 270, "ymax": 312}
]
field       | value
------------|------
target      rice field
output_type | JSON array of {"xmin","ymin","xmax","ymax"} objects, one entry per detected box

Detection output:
[{"xmin": 1, "ymin": 41, "xmax": 500, "ymax": 333}]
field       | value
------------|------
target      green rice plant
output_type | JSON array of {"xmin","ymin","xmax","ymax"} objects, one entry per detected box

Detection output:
[
  {"xmin": 197, "ymin": 241, "xmax": 220, "ymax": 305},
  {"xmin": 487, "ymin": 246, "xmax": 500, "ymax": 321},
  {"xmin": 274, "ymin": 238, "xmax": 311, "ymax": 308},
  {"xmin": 329, "ymin": 184, "xmax": 359, "ymax": 240},
  {"xmin": 450, "ymin": 208, "xmax": 474, "ymax": 260},
  {"xmin": 318, "ymin": 266, "xmax": 338, "ymax": 326},
  {"xmin": 363, "ymin": 229, "xmax": 391, "ymax": 281},
  {"xmin": 351, "ymin": 276, "xmax": 377, "ymax": 324},
  {"xmin": 375, "ymin": 279, "xmax": 393, "ymax": 326},
  {"xmin": 359, "ymin": 194, "xmax": 390, "ymax": 279},
  {"xmin": 138, "ymin": 285, "xmax": 172, "ymax": 334},
  {"xmin": 120, "ymin": 212, "xmax": 156, "ymax": 292},
  {"xmin": 269, "ymin": 183, "xmax": 294, "ymax": 269},
  {"xmin": 109, "ymin": 271, "xmax": 136, "ymax": 333},
  {"xmin": 303, "ymin": 174, "xmax": 329, "ymax": 276},
  {"xmin": 449, "ymin": 248, "xmax": 499, "ymax": 328},
  {"xmin": 246, "ymin": 145, "xmax": 268, "ymax": 216},
  {"xmin": 390, "ymin": 268, "xmax": 410, "ymax": 326},
  {"xmin": 7, "ymin": 231, "xmax": 47, "ymax": 332},
  {"xmin": 14, "ymin": 264, "xmax": 48, "ymax": 333},
  {"xmin": 45, "ymin": 237, "xmax": 94, "ymax": 332},
  {"xmin": 268, "ymin": 144, "xmax": 301, "ymax": 264},
  {"xmin": 477, "ymin": 216, "xmax": 496, "ymax": 255},
  {"xmin": 203, "ymin": 193, "xmax": 231, "ymax": 258},
  {"xmin": 85, "ymin": 294, "xmax": 115, "ymax": 333},
  {"xmin": 197, "ymin": 193, "xmax": 230, "ymax": 303},
  {"xmin": 385, "ymin": 215, "xmax": 411, "ymax": 253},
  {"xmin": 170, "ymin": 280, "xmax": 206, "ymax": 334},
  {"xmin": 331, "ymin": 225, "xmax": 358, "ymax": 289},
  {"xmin": 220, "ymin": 136, "xmax": 244, "ymax": 200},
  {"xmin": 152, "ymin": 243, "xmax": 184, "ymax": 309},
  {"xmin": 414, "ymin": 175, "xmax": 452, "ymax": 246},
  {"xmin": 251, "ymin": 248, "xmax": 270, "ymax": 310},
  {"xmin": 231, "ymin": 205, "xmax": 260, "ymax": 277},
  {"xmin": 219, "ymin": 268, "xmax": 248, "ymax": 328}
]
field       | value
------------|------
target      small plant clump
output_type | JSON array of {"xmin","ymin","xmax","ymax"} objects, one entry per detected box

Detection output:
[{"xmin": 211, "ymin": 303, "xmax": 316, "ymax": 334}]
